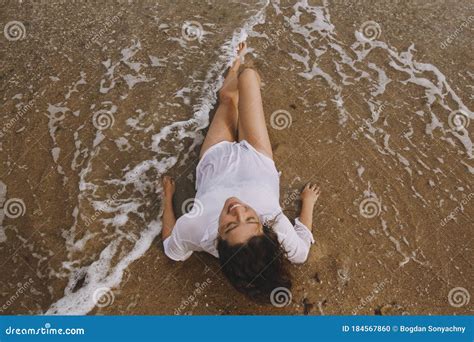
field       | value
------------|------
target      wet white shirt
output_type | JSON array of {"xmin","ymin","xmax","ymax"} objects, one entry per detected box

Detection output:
[{"xmin": 163, "ymin": 140, "xmax": 314, "ymax": 264}]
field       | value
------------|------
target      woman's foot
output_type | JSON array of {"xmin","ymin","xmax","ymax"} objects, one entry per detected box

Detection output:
[
  {"xmin": 219, "ymin": 41, "xmax": 246, "ymax": 105},
  {"xmin": 160, "ymin": 175, "xmax": 175, "ymax": 196},
  {"xmin": 230, "ymin": 41, "xmax": 246, "ymax": 73}
]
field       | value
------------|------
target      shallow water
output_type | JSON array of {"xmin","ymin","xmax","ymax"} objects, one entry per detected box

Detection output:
[{"xmin": 0, "ymin": 0, "xmax": 472, "ymax": 315}]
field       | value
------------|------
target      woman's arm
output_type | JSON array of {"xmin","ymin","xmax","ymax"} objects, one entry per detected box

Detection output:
[
  {"xmin": 273, "ymin": 183, "xmax": 320, "ymax": 264},
  {"xmin": 161, "ymin": 176, "xmax": 176, "ymax": 241},
  {"xmin": 299, "ymin": 183, "xmax": 321, "ymax": 229}
]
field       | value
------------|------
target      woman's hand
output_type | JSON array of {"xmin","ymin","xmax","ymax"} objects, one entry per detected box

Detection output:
[
  {"xmin": 301, "ymin": 182, "xmax": 321, "ymax": 206},
  {"xmin": 299, "ymin": 183, "xmax": 320, "ymax": 230},
  {"xmin": 162, "ymin": 175, "xmax": 175, "ymax": 199}
]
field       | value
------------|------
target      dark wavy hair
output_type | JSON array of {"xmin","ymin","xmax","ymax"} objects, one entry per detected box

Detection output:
[{"xmin": 216, "ymin": 223, "xmax": 292, "ymax": 302}]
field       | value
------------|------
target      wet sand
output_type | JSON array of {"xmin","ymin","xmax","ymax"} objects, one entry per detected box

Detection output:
[{"xmin": 0, "ymin": 0, "xmax": 472, "ymax": 315}]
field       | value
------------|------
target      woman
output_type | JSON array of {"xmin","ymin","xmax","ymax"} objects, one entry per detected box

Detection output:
[{"xmin": 161, "ymin": 42, "xmax": 321, "ymax": 302}]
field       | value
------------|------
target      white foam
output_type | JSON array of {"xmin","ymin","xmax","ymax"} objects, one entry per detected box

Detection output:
[
  {"xmin": 65, "ymin": 71, "xmax": 87, "ymax": 100},
  {"xmin": 149, "ymin": 55, "xmax": 167, "ymax": 67},
  {"xmin": 122, "ymin": 74, "xmax": 154, "ymax": 89},
  {"xmin": 51, "ymin": 147, "xmax": 61, "ymax": 163},
  {"xmin": 46, "ymin": 1, "xmax": 270, "ymax": 315},
  {"xmin": 114, "ymin": 137, "xmax": 131, "ymax": 151},
  {"xmin": 267, "ymin": 0, "xmax": 472, "ymax": 269},
  {"xmin": 100, "ymin": 40, "xmax": 144, "ymax": 94}
]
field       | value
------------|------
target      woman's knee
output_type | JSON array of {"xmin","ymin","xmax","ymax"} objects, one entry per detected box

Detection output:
[
  {"xmin": 239, "ymin": 68, "xmax": 261, "ymax": 88},
  {"xmin": 218, "ymin": 89, "xmax": 238, "ymax": 106},
  {"xmin": 240, "ymin": 68, "xmax": 258, "ymax": 79}
]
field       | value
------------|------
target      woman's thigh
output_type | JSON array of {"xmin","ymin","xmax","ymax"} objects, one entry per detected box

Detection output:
[{"xmin": 199, "ymin": 101, "xmax": 238, "ymax": 159}]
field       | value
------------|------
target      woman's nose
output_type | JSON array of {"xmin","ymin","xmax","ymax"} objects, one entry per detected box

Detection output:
[
  {"xmin": 237, "ymin": 208, "xmax": 249, "ymax": 222},
  {"xmin": 231, "ymin": 205, "xmax": 246, "ymax": 217}
]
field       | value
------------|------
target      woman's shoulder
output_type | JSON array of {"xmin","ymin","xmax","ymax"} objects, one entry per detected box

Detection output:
[{"xmin": 265, "ymin": 211, "xmax": 291, "ymax": 231}]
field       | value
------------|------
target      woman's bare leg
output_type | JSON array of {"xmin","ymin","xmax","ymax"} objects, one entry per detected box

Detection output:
[
  {"xmin": 237, "ymin": 68, "xmax": 273, "ymax": 159},
  {"xmin": 199, "ymin": 42, "xmax": 246, "ymax": 159}
]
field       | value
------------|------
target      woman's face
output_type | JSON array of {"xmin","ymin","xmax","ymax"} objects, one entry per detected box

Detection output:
[{"xmin": 218, "ymin": 197, "xmax": 264, "ymax": 245}]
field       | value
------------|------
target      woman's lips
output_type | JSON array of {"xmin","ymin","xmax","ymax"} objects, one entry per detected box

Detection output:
[{"xmin": 226, "ymin": 198, "xmax": 242, "ymax": 213}]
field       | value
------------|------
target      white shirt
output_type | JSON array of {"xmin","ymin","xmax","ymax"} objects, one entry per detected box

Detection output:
[{"xmin": 163, "ymin": 140, "xmax": 314, "ymax": 263}]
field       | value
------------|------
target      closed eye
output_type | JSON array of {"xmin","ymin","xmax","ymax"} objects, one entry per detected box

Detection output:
[
  {"xmin": 224, "ymin": 222, "xmax": 238, "ymax": 233},
  {"xmin": 246, "ymin": 217, "xmax": 259, "ymax": 224},
  {"xmin": 224, "ymin": 217, "xmax": 259, "ymax": 234}
]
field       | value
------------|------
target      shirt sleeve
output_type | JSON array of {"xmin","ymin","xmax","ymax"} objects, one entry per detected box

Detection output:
[
  {"xmin": 273, "ymin": 214, "xmax": 315, "ymax": 264},
  {"xmin": 163, "ymin": 217, "xmax": 199, "ymax": 262}
]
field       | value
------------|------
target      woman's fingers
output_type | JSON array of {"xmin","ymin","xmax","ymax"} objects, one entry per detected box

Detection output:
[
  {"xmin": 307, "ymin": 183, "xmax": 320, "ymax": 192},
  {"xmin": 304, "ymin": 182, "xmax": 321, "ymax": 194}
]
